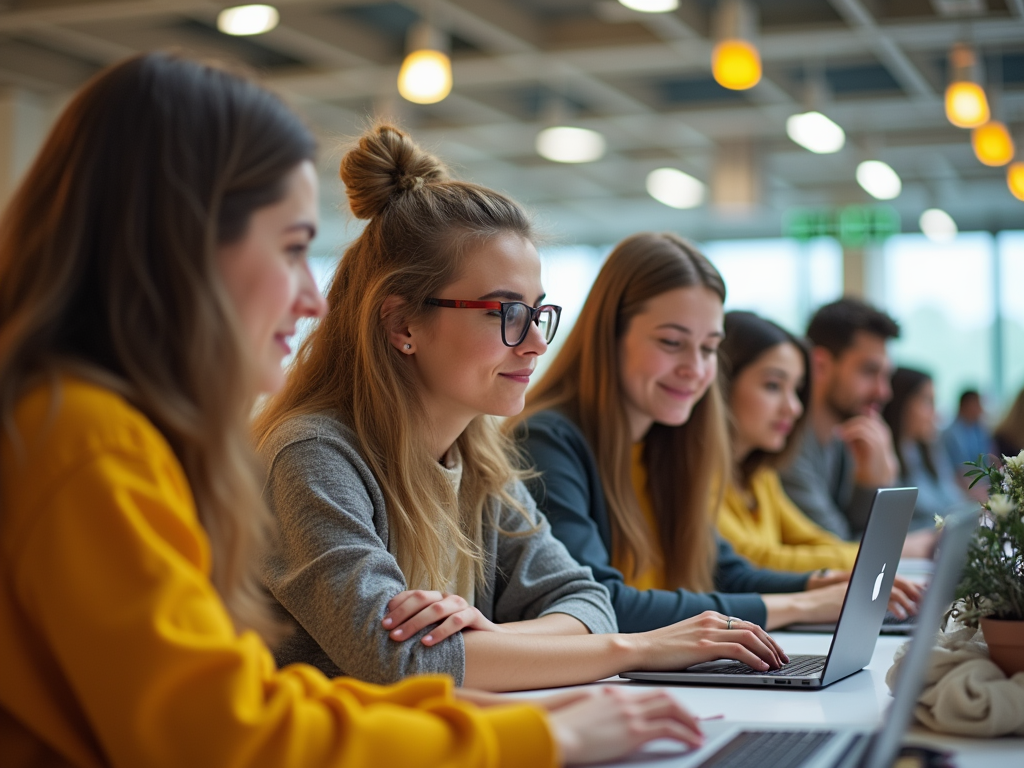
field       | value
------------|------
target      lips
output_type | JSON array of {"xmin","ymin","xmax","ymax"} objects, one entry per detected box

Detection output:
[
  {"xmin": 499, "ymin": 368, "xmax": 533, "ymax": 384},
  {"xmin": 657, "ymin": 382, "xmax": 697, "ymax": 401},
  {"xmin": 274, "ymin": 330, "xmax": 295, "ymax": 356}
]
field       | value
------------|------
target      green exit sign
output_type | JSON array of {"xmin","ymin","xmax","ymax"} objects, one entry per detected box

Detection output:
[{"xmin": 784, "ymin": 205, "xmax": 901, "ymax": 246}]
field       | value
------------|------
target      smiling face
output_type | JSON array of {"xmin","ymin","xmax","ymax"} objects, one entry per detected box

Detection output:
[
  {"xmin": 401, "ymin": 232, "xmax": 548, "ymax": 447},
  {"xmin": 217, "ymin": 161, "xmax": 328, "ymax": 395},
  {"xmin": 617, "ymin": 286, "xmax": 724, "ymax": 442},
  {"xmin": 730, "ymin": 342, "xmax": 806, "ymax": 460}
]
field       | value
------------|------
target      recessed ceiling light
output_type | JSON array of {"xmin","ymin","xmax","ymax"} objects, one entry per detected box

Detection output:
[
  {"xmin": 785, "ymin": 111, "xmax": 846, "ymax": 154},
  {"xmin": 646, "ymin": 168, "xmax": 705, "ymax": 209},
  {"xmin": 856, "ymin": 160, "xmax": 902, "ymax": 200},
  {"xmin": 618, "ymin": 0, "xmax": 679, "ymax": 12},
  {"xmin": 217, "ymin": 5, "xmax": 279, "ymax": 36},
  {"xmin": 919, "ymin": 208, "xmax": 958, "ymax": 243},
  {"xmin": 536, "ymin": 126, "xmax": 606, "ymax": 163}
]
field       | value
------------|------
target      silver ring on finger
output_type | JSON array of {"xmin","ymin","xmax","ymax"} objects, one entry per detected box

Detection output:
[{"xmin": 726, "ymin": 617, "xmax": 739, "ymax": 630}]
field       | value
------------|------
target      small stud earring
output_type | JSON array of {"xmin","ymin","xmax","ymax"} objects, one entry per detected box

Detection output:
[{"xmin": 404, "ymin": 344, "xmax": 412, "ymax": 350}]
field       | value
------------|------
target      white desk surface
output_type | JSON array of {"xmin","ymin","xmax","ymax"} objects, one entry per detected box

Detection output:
[{"xmin": 513, "ymin": 632, "xmax": 1024, "ymax": 767}]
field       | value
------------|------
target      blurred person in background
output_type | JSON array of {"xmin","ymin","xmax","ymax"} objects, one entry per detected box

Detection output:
[
  {"xmin": 716, "ymin": 311, "xmax": 859, "ymax": 573},
  {"xmin": 882, "ymin": 368, "xmax": 977, "ymax": 531},
  {"xmin": 942, "ymin": 389, "xmax": 994, "ymax": 495},
  {"xmin": 779, "ymin": 299, "xmax": 934, "ymax": 558},
  {"xmin": 995, "ymin": 386, "xmax": 1024, "ymax": 459}
]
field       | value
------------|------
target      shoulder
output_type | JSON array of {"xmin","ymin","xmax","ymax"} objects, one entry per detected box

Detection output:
[
  {"xmin": 518, "ymin": 410, "xmax": 593, "ymax": 463},
  {"xmin": 7, "ymin": 377, "xmax": 179, "ymax": 481}
]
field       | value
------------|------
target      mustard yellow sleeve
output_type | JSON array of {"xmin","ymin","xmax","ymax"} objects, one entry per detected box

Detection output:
[
  {"xmin": 717, "ymin": 471, "xmax": 858, "ymax": 572},
  {"xmin": 7, "ymin": 443, "xmax": 556, "ymax": 768}
]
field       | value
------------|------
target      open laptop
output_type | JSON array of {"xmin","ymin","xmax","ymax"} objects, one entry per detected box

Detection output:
[
  {"xmin": 631, "ymin": 507, "xmax": 977, "ymax": 768},
  {"xmin": 622, "ymin": 487, "xmax": 918, "ymax": 689}
]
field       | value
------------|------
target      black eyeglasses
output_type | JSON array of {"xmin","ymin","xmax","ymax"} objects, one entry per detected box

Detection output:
[{"xmin": 424, "ymin": 298, "xmax": 562, "ymax": 347}]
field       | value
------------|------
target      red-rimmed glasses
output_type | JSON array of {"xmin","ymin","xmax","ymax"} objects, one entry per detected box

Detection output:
[{"xmin": 424, "ymin": 298, "xmax": 562, "ymax": 347}]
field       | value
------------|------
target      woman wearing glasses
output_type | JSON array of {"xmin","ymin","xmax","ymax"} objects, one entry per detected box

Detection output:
[
  {"xmin": 253, "ymin": 124, "xmax": 786, "ymax": 694},
  {"xmin": 510, "ymin": 233, "xmax": 920, "ymax": 634}
]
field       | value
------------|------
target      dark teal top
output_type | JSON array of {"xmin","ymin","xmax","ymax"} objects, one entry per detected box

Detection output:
[{"xmin": 518, "ymin": 409, "xmax": 810, "ymax": 631}]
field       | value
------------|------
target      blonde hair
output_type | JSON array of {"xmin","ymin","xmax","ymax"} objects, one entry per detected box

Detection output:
[
  {"xmin": 513, "ymin": 232, "xmax": 730, "ymax": 592},
  {"xmin": 0, "ymin": 54, "xmax": 316, "ymax": 642},
  {"xmin": 996, "ymin": 387, "xmax": 1024, "ymax": 455},
  {"xmin": 255, "ymin": 123, "xmax": 534, "ymax": 594}
]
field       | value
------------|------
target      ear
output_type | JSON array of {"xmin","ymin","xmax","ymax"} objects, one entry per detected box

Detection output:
[
  {"xmin": 810, "ymin": 346, "xmax": 833, "ymax": 384},
  {"xmin": 381, "ymin": 295, "xmax": 415, "ymax": 354}
]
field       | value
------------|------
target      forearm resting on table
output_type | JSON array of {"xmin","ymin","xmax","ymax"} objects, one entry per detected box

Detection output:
[
  {"xmin": 462, "ymin": 630, "xmax": 634, "ymax": 691},
  {"xmin": 498, "ymin": 612, "xmax": 591, "ymax": 636}
]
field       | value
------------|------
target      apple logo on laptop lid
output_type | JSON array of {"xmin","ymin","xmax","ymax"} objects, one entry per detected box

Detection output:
[{"xmin": 872, "ymin": 563, "xmax": 886, "ymax": 601}]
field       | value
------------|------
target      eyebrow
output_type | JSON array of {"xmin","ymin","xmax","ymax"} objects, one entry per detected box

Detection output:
[
  {"xmin": 287, "ymin": 222, "xmax": 317, "ymax": 239},
  {"xmin": 655, "ymin": 322, "xmax": 725, "ymax": 338},
  {"xmin": 478, "ymin": 289, "xmax": 547, "ymax": 304}
]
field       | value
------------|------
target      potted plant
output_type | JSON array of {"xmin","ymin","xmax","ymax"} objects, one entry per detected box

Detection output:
[{"xmin": 949, "ymin": 450, "xmax": 1024, "ymax": 676}]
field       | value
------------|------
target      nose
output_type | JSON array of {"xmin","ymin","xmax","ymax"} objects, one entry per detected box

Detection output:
[
  {"xmin": 515, "ymin": 318, "xmax": 548, "ymax": 357},
  {"xmin": 298, "ymin": 262, "xmax": 328, "ymax": 319},
  {"xmin": 785, "ymin": 391, "xmax": 803, "ymax": 419},
  {"xmin": 674, "ymin": 346, "xmax": 705, "ymax": 378}
]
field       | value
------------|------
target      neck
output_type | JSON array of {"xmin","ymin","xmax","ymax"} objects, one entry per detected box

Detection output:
[
  {"xmin": 625, "ymin": 407, "xmax": 654, "ymax": 444},
  {"xmin": 809, "ymin": 394, "xmax": 840, "ymax": 444},
  {"xmin": 421, "ymin": 400, "xmax": 476, "ymax": 464},
  {"xmin": 732, "ymin": 435, "xmax": 753, "ymax": 465}
]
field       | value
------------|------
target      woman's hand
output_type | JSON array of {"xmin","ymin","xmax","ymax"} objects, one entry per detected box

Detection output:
[
  {"xmin": 887, "ymin": 575, "xmax": 924, "ymax": 619},
  {"xmin": 803, "ymin": 571, "xmax": 923, "ymax": 619},
  {"xmin": 629, "ymin": 611, "xmax": 789, "ymax": 672},
  {"xmin": 383, "ymin": 590, "xmax": 502, "ymax": 647},
  {"xmin": 547, "ymin": 686, "xmax": 704, "ymax": 765}
]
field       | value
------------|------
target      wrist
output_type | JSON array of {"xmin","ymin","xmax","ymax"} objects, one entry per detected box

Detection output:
[{"xmin": 608, "ymin": 632, "xmax": 642, "ymax": 670}]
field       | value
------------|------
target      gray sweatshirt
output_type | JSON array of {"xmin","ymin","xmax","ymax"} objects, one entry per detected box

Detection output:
[{"xmin": 259, "ymin": 412, "xmax": 617, "ymax": 687}]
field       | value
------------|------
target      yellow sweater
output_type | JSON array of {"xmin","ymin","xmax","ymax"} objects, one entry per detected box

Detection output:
[
  {"xmin": 0, "ymin": 378, "xmax": 555, "ymax": 768},
  {"xmin": 717, "ymin": 468, "xmax": 859, "ymax": 572}
]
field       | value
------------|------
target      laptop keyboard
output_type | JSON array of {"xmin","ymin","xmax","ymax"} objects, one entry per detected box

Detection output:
[
  {"xmin": 696, "ymin": 729, "xmax": 835, "ymax": 768},
  {"xmin": 696, "ymin": 654, "xmax": 826, "ymax": 677},
  {"xmin": 882, "ymin": 612, "xmax": 915, "ymax": 627}
]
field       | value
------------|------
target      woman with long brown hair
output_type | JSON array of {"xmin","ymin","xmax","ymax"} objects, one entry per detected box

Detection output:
[
  {"xmin": 512, "ymin": 233, "xmax": 882, "ymax": 633},
  {"xmin": 253, "ymin": 124, "xmax": 787, "ymax": 695},
  {"xmin": 0, "ymin": 53, "xmax": 707, "ymax": 768}
]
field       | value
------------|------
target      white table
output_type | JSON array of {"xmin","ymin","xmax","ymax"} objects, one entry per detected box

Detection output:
[{"xmin": 515, "ymin": 632, "xmax": 1024, "ymax": 767}]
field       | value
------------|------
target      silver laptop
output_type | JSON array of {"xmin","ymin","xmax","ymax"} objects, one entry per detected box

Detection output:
[
  {"xmin": 630, "ymin": 507, "xmax": 977, "ymax": 768},
  {"xmin": 621, "ymin": 487, "xmax": 918, "ymax": 689}
]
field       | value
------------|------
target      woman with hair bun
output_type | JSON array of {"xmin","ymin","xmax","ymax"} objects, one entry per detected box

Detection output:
[
  {"xmin": 0, "ymin": 54, "xmax": 704, "ymax": 768},
  {"xmin": 255, "ymin": 124, "xmax": 787, "ymax": 697}
]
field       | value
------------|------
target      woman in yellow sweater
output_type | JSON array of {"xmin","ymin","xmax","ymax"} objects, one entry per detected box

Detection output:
[
  {"xmin": 717, "ymin": 311, "xmax": 860, "ymax": 573},
  {"xmin": 0, "ymin": 52, "xmax": 700, "ymax": 768}
]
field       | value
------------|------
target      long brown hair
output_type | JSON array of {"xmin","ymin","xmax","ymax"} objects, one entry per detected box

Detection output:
[
  {"xmin": 0, "ymin": 53, "xmax": 316, "ymax": 641},
  {"xmin": 255, "ymin": 123, "xmax": 534, "ymax": 595},
  {"xmin": 514, "ymin": 232, "xmax": 729, "ymax": 591}
]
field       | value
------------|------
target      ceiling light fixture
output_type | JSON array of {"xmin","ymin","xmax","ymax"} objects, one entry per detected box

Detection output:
[
  {"xmin": 646, "ymin": 168, "xmax": 705, "ymax": 209},
  {"xmin": 711, "ymin": 0, "xmax": 761, "ymax": 91},
  {"xmin": 856, "ymin": 160, "xmax": 902, "ymax": 200},
  {"xmin": 217, "ymin": 4, "xmax": 279, "ymax": 36},
  {"xmin": 785, "ymin": 111, "xmax": 845, "ymax": 154},
  {"xmin": 618, "ymin": 0, "xmax": 679, "ymax": 11},
  {"xmin": 1009, "ymin": 162, "xmax": 1024, "ymax": 202},
  {"xmin": 971, "ymin": 121, "xmax": 1015, "ymax": 166},
  {"xmin": 536, "ymin": 126, "xmax": 606, "ymax": 163},
  {"xmin": 398, "ymin": 22, "xmax": 452, "ymax": 105},
  {"xmin": 945, "ymin": 43, "xmax": 989, "ymax": 129},
  {"xmin": 919, "ymin": 208, "xmax": 958, "ymax": 243}
]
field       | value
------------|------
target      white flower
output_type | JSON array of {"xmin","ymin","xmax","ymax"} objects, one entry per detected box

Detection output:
[
  {"xmin": 1006, "ymin": 450, "xmax": 1024, "ymax": 471},
  {"xmin": 933, "ymin": 514, "xmax": 946, "ymax": 531},
  {"xmin": 988, "ymin": 494, "xmax": 1016, "ymax": 519}
]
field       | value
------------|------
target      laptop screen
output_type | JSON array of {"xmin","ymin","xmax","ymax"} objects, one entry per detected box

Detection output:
[{"xmin": 861, "ymin": 509, "xmax": 977, "ymax": 768}]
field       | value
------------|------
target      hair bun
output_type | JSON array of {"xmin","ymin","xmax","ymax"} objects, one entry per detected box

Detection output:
[{"xmin": 340, "ymin": 123, "xmax": 448, "ymax": 220}]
